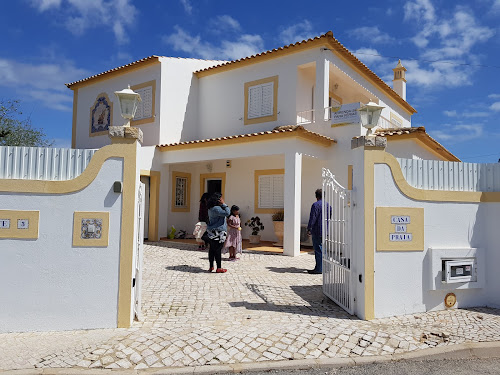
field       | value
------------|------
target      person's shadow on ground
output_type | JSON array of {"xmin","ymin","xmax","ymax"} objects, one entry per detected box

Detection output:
[{"xmin": 165, "ymin": 265, "xmax": 207, "ymax": 273}]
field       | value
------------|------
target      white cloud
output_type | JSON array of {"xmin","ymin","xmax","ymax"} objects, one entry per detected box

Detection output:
[
  {"xmin": 353, "ymin": 48, "xmax": 385, "ymax": 65},
  {"xmin": 30, "ymin": 0, "xmax": 137, "ymax": 44},
  {"xmin": 0, "ymin": 57, "xmax": 88, "ymax": 111},
  {"xmin": 279, "ymin": 20, "xmax": 317, "ymax": 45},
  {"xmin": 400, "ymin": 1, "xmax": 494, "ymax": 89},
  {"xmin": 443, "ymin": 110, "xmax": 457, "ymax": 117},
  {"xmin": 349, "ymin": 26, "xmax": 394, "ymax": 44},
  {"xmin": 180, "ymin": 0, "xmax": 192, "ymax": 15},
  {"xmin": 432, "ymin": 124, "xmax": 483, "ymax": 142},
  {"xmin": 209, "ymin": 15, "xmax": 241, "ymax": 32},
  {"xmin": 163, "ymin": 26, "xmax": 263, "ymax": 60},
  {"xmin": 488, "ymin": 93, "xmax": 500, "ymax": 99},
  {"xmin": 490, "ymin": 102, "xmax": 500, "ymax": 111}
]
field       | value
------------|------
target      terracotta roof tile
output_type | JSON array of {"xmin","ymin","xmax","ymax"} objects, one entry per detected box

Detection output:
[{"xmin": 158, "ymin": 125, "xmax": 335, "ymax": 149}]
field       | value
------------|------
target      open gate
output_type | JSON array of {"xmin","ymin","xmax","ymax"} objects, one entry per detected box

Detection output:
[{"xmin": 322, "ymin": 168, "xmax": 354, "ymax": 314}]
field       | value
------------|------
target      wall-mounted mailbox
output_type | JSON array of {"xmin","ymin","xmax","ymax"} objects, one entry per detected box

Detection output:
[{"xmin": 442, "ymin": 259, "xmax": 476, "ymax": 283}]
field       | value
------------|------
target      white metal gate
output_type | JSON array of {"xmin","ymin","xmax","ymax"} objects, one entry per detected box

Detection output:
[
  {"xmin": 133, "ymin": 182, "xmax": 145, "ymax": 321},
  {"xmin": 322, "ymin": 168, "xmax": 354, "ymax": 314}
]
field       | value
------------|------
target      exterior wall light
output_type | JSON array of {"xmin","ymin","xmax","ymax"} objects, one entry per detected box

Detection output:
[
  {"xmin": 357, "ymin": 101, "xmax": 385, "ymax": 136},
  {"xmin": 114, "ymin": 85, "xmax": 142, "ymax": 127}
]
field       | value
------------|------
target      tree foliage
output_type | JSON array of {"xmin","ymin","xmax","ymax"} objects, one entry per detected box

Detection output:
[{"xmin": 0, "ymin": 100, "xmax": 54, "ymax": 147}]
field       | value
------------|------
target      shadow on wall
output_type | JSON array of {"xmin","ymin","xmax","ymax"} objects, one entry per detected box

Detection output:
[{"xmin": 179, "ymin": 75, "xmax": 199, "ymax": 143}]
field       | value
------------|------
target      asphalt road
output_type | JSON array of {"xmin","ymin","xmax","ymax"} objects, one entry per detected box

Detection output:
[{"xmin": 223, "ymin": 358, "xmax": 500, "ymax": 375}]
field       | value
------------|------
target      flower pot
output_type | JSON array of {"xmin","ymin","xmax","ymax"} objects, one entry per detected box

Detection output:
[
  {"xmin": 272, "ymin": 221, "xmax": 284, "ymax": 247},
  {"xmin": 248, "ymin": 234, "xmax": 261, "ymax": 244}
]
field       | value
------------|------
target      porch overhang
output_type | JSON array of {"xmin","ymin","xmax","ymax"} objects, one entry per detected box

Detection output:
[{"xmin": 157, "ymin": 126, "xmax": 335, "ymax": 164}]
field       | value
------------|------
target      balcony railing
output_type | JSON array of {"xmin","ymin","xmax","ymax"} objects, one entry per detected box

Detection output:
[{"xmin": 297, "ymin": 109, "xmax": 315, "ymax": 125}]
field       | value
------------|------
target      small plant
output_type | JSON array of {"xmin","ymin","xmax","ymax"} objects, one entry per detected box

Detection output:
[
  {"xmin": 271, "ymin": 210, "xmax": 284, "ymax": 221},
  {"xmin": 245, "ymin": 216, "xmax": 264, "ymax": 235}
]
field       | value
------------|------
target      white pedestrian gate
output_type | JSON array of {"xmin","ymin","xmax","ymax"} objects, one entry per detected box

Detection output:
[
  {"xmin": 133, "ymin": 182, "xmax": 145, "ymax": 321},
  {"xmin": 322, "ymin": 168, "xmax": 354, "ymax": 314}
]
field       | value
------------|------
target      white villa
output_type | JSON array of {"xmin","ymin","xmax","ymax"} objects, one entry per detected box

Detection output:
[{"xmin": 66, "ymin": 31, "xmax": 457, "ymax": 257}]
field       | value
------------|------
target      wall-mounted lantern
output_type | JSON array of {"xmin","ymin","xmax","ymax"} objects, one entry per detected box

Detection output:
[
  {"xmin": 114, "ymin": 85, "xmax": 142, "ymax": 127},
  {"xmin": 357, "ymin": 101, "xmax": 385, "ymax": 136}
]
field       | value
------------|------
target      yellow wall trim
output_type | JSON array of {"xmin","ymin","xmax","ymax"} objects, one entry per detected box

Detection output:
[
  {"xmin": 375, "ymin": 207, "xmax": 424, "ymax": 251},
  {"xmin": 140, "ymin": 170, "xmax": 160, "ymax": 241},
  {"xmin": 254, "ymin": 169, "xmax": 285, "ymax": 214},
  {"xmin": 171, "ymin": 171, "xmax": 191, "ymax": 212},
  {"xmin": 0, "ymin": 210, "xmax": 39, "ymax": 239},
  {"xmin": 244, "ymin": 75, "xmax": 279, "ymax": 125},
  {"xmin": 347, "ymin": 165, "xmax": 353, "ymax": 191},
  {"xmin": 373, "ymin": 151, "xmax": 500, "ymax": 203},
  {"xmin": 363, "ymin": 149, "xmax": 376, "ymax": 320},
  {"xmin": 71, "ymin": 89, "xmax": 78, "ymax": 149},
  {"xmin": 72, "ymin": 211, "xmax": 110, "ymax": 247},
  {"xmin": 131, "ymin": 80, "xmax": 157, "ymax": 127},
  {"xmin": 386, "ymin": 133, "xmax": 459, "ymax": 162},
  {"xmin": 200, "ymin": 173, "xmax": 226, "ymax": 200}
]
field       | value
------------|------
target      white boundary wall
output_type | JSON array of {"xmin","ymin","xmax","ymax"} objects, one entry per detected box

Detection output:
[
  {"xmin": 0, "ymin": 157, "xmax": 124, "ymax": 333},
  {"xmin": 373, "ymin": 163, "xmax": 500, "ymax": 318}
]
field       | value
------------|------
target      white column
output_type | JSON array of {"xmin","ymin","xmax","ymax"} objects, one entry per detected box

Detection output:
[
  {"xmin": 283, "ymin": 151, "xmax": 302, "ymax": 257},
  {"xmin": 314, "ymin": 57, "xmax": 330, "ymax": 123}
]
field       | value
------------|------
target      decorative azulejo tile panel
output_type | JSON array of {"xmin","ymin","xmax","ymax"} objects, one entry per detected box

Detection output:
[
  {"xmin": 73, "ymin": 211, "xmax": 110, "ymax": 247},
  {"xmin": 81, "ymin": 218, "xmax": 103, "ymax": 239},
  {"xmin": 89, "ymin": 93, "xmax": 113, "ymax": 136}
]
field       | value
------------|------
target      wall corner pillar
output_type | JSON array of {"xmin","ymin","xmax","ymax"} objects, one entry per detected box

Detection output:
[{"xmin": 284, "ymin": 151, "xmax": 302, "ymax": 257}]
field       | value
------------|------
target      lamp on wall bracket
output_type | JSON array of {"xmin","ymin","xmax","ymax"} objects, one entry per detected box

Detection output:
[
  {"xmin": 114, "ymin": 85, "xmax": 142, "ymax": 127},
  {"xmin": 357, "ymin": 100, "xmax": 385, "ymax": 136}
]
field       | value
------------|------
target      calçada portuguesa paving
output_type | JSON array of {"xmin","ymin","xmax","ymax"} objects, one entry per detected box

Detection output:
[{"xmin": 1, "ymin": 243, "xmax": 499, "ymax": 371}]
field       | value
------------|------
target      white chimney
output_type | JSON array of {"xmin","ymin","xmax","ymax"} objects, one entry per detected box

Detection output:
[{"xmin": 392, "ymin": 59, "xmax": 407, "ymax": 101}]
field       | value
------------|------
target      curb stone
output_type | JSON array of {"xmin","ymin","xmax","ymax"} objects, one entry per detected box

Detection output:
[{"xmin": 2, "ymin": 342, "xmax": 499, "ymax": 375}]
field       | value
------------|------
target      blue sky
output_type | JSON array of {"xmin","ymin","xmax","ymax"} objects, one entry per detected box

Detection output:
[{"xmin": 1, "ymin": 0, "xmax": 500, "ymax": 162}]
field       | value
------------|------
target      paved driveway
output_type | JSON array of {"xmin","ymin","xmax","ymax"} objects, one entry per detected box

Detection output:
[{"xmin": 0, "ymin": 243, "xmax": 499, "ymax": 371}]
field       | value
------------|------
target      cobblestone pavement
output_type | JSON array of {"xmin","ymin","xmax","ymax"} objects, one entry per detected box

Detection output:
[{"xmin": 1, "ymin": 243, "xmax": 499, "ymax": 371}]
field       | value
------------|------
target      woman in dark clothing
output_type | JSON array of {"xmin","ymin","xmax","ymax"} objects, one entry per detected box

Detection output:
[
  {"xmin": 206, "ymin": 192, "xmax": 230, "ymax": 273},
  {"xmin": 197, "ymin": 192, "xmax": 210, "ymax": 250},
  {"xmin": 199, "ymin": 192, "xmax": 210, "ymax": 223}
]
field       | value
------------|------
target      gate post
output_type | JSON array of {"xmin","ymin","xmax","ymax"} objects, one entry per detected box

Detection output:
[
  {"xmin": 108, "ymin": 126, "xmax": 143, "ymax": 328},
  {"xmin": 350, "ymin": 135, "xmax": 386, "ymax": 320}
]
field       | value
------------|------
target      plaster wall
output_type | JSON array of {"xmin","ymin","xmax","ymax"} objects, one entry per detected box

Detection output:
[
  {"xmin": 386, "ymin": 139, "xmax": 447, "ymax": 161},
  {"xmin": 198, "ymin": 48, "xmax": 412, "ymax": 141},
  {"xmin": 75, "ymin": 64, "xmax": 161, "ymax": 149},
  {"xmin": 373, "ymin": 163, "xmax": 500, "ymax": 318},
  {"xmin": 0, "ymin": 158, "xmax": 124, "ymax": 332},
  {"xmin": 159, "ymin": 58, "xmax": 223, "ymax": 145}
]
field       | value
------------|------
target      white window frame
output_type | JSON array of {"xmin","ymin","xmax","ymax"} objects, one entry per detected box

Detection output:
[{"xmin": 244, "ymin": 76, "xmax": 278, "ymax": 125}]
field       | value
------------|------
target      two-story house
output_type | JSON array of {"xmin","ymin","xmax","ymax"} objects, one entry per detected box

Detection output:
[{"xmin": 66, "ymin": 31, "xmax": 458, "ymax": 256}]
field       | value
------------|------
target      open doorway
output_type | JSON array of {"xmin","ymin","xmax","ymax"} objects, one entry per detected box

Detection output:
[
  {"xmin": 200, "ymin": 173, "xmax": 226, "ymax": 199},
  {"xmin": 206, "ymin": 178, "xmax": 222, "ymax": 196}
]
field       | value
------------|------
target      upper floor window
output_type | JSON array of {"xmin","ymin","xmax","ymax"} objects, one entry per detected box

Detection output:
[
  {"xmin": 244, "ymin": 76, "xmax": 278, "ymax": 125},
  {"xmin": 131, "ymin": 80, "xmax": 156, "ymax": 126}
]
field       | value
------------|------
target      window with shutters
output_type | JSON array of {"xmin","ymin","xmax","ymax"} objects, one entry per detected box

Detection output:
[
  {"xmin": 244, "ymin": 76, "xmax": 279, "ymax": 125},
  {"xmin": 131, "ymin": 80, "xmax": 156, "ymax": 126},
  {"xmin": 171, "ymin": 171, "xmax": 191, "ymax": 212},
  {"xmin": 254, "ymin": 169, "xmax": 284, "ymax": 213}
]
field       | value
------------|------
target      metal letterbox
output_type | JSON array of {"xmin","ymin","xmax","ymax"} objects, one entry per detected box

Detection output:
[{"xmin": 443, "ymin": 259, "xmax": 475, "ymax": 283}]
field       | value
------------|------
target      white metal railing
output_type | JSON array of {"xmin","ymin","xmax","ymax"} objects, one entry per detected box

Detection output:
[
  {"xmin": 296, "ymin": 109, "xmax": 315, "ymax": 125},
  {"xmin": 378, "ymin": 116, "xmax": 402, "ymax": 129},
  {"xmin": 397, "ymin": 158, "xmax": 500, "ymax": 192},
  {"xmin": 0, "ymin": 146, "xmax": 98, "ymax": 181}
]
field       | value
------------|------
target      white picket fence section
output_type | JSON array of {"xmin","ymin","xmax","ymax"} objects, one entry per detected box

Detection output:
[
  {"xmin": 397, "ymin": 158, "xmax": 500, "ymax": 192},
  {"xmin": 0, "ymin": 146, "xmax": 98, "ymax": 181}
]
